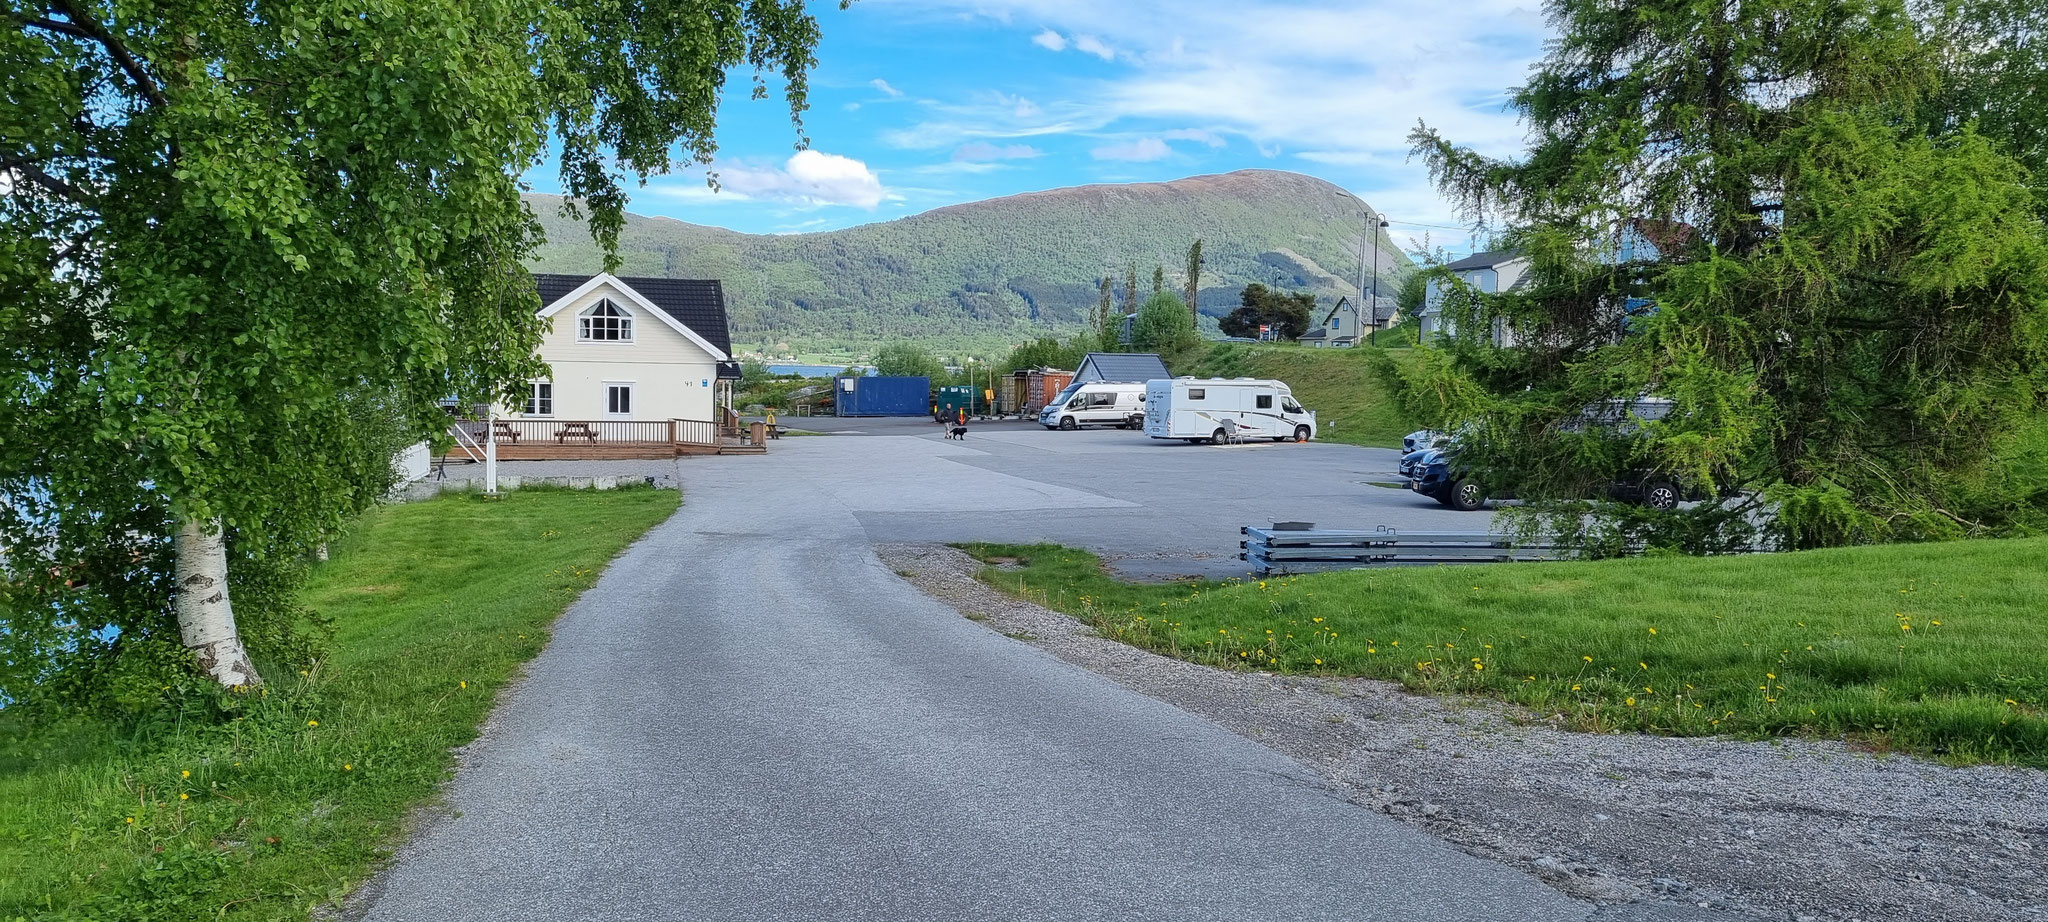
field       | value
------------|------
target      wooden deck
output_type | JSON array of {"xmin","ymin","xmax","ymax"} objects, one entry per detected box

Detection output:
[{"xmin": 441, "ymin": 419, "xmax": 765, "ymax": 462}]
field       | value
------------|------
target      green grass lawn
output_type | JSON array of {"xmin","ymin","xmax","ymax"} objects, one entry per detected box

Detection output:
[
  {"xmin": 1179, "ymin": 342, "xmax": 1419, "ymax": 448},
  {"xmin": 967, "ymin": 539, "xmax": 2048, "ymax": 766},
  {"xmin": 0, "ymin": 487, "xmax": 679, "ymax": 921}
]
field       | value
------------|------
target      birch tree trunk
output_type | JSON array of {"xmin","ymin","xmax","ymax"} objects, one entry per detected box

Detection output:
[{"xmin": 174, "ymin": 516, "xmax": 263, "ymax": 687}]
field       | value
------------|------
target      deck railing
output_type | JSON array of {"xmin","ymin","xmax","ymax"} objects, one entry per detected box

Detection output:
[
  {"xmin": 443, "ymin": 417, "xmax": 736, "ymax": 456},
  {"xmin": 673, "ymin": 418, "xmax": 718, "ymax": 447}
]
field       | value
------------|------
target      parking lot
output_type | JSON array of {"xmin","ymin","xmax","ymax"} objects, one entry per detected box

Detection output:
[{"xmin": 696, "ymin": 416, "xmax": 1488, "ymax": 579}]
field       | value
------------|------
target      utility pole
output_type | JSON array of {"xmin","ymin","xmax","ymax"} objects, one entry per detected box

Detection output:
[{"xmin": 1368, "ymin": 212, "xmax": 1388, "ymax": 346}]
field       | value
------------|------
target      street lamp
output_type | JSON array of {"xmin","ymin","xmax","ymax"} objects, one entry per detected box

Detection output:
[{"xmin": 1337, "ymin": 189, "xmax": 1391, "ymax": 346}]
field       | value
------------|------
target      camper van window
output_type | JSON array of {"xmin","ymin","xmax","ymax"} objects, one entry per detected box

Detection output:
[
  {"xmin": 1283, "ymin": 399, "xmax": 1304, "ymax": 414},
  {"xmin": 1188, "ymin": 388, "xmax": 1205, "ymax": 400},
  {"xmin": 1054, "ymin": 384, "xmax": 1081, "ymax": 406},
  {"xmin": 1256, "ymin": 395, "xmax": 1273, "ymax": 410}
]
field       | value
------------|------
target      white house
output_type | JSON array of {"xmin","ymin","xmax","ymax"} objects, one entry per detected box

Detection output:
[
  {"xmin": 1300, "ymin": 294, "xmax": 1399, "ymax": 348},
  {"xmin": 1419, "ymin": 250, "xmax": 1533, "ymax": 346},
  {"xmin": 522, "ymin": 272, "xmax": 740, "ymax": 425}
]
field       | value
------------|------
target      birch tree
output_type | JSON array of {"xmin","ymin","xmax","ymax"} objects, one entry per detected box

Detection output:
[{"xmin": 0, "ymin": 0, "xmax": 830, "ymax": 699}]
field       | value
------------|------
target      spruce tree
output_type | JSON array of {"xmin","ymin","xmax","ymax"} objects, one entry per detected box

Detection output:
[{"xmin": 1408, "ymin": 0, "xmax": 2048, "ymax": 550}]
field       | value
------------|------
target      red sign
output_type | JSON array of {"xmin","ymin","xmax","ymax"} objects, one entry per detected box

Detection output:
[{"xmin": 1258, "ymin": 324, "xmax": 1270, "ymax": 333}]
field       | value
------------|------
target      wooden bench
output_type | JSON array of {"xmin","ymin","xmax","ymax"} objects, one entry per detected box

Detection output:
[
  {"xmin": 491, "ymin": 421, "xmax": 520, "ymax": 444},
  {"xmin": 766, "ymin": 423, "xmax": 781, "ymax": 440},
  {"xmin": 555, "ymin": 422, "xmax": 599, "ymax": 443}
]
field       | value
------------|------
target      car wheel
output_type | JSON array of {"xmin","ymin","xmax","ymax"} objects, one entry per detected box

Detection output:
[
  {"xmin": 1210, "ymin": 428, "xmax": 1228, "ymax": 445},
  {"xmin": 1293, "ymin": 425, "xmax": 1311, "ymax": 443},
  {"xmin": 1059, "ymin": 416, "xmax": 1077, "ymax": 431},
  {"xmin": 1449, "ymin": 479, "xmax": 1487, "ymax": 511},
  {"xmin": 1644, "ymin": 481, "xmax": 1681, "ymax": 511}
]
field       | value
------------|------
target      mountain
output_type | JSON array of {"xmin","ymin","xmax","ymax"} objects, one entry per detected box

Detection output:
[{"xmin": 525, "ymin": 170, "xmax": 1413, "ymax": 358}]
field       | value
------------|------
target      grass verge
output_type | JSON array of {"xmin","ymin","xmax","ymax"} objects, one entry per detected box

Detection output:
[
  {"xmin": 0, "ymin": 487, "xmax": 680, "ymax": 921},
  {"xmin": 1177, "ymin": 342, "xmax": 1418, "ymax": 448},
  {"xmin": 965, "ymin": 540, "xmax": 2048, "ymax": 766}
]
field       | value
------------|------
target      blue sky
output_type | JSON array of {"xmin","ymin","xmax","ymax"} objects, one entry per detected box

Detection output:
[{"xmin": 524, "ymin": 0, "xmax": 1552, "ymax": 257}]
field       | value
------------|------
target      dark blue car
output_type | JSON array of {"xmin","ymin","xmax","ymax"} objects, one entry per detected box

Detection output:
[{"xmin": 1410, "ymin": 448, "xmax": 1689, "ymax": 512}]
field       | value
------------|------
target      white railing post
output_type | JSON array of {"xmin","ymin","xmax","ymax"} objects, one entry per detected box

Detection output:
[{"xmin": 485, "ymin": 411, "xmax": 499, "ymax": 495}]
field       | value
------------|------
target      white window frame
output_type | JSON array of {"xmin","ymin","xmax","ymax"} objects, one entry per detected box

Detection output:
[
  {"xmin": 523, "ymin": 381, "xmax": 554, "ymax": 417},
  {"xmin": 578, "ymin": 298, "xmax": 635, "ymax": 343},
  {"xmin": 603, "ymin": 380, "xmax": 636, "ymax": 420}
]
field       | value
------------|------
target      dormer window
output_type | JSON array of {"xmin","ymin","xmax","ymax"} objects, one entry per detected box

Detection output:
[{"xmin": 578, "ymin": 299, "xmax": 633, "ymax": 342}]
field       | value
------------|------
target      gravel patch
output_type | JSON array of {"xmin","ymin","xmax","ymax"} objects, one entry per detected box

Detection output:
[{"xmin": 881, "ymin": 542, "xmax": 2048, "ymax": 922}]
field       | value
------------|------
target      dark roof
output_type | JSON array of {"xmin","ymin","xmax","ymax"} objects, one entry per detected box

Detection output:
[
  {"xmin": 1441, "ymin": 250, "xmax": 1524, "ymax": 272},
  {"xmin": 532, "ymin": 273, "xmax": 733, "ymax": 357},
  {"xmin": 1297, "ymin": 327, "xmax": 1328, "ymax": 340},
  {"xmin": 1318, "ymin": 295, "xmax": 1401, "ymax": 326},
  {"xmin": 1076, "ymin": 352, "xmax": 1171, "ymax": 383}
]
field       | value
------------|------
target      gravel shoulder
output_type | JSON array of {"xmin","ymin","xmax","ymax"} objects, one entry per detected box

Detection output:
[{"xmin": 880, "ymin": 543, "xmax": 2048, "ymax": 922}]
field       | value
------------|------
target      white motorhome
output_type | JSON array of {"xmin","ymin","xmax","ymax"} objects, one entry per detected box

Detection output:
[
  {"xmin": 1145, "ymin": 378, "xmax": 1317, "ymax": 444},
  {"xmin": 1040, "ymin": 381, "xmax": 1148, "ymax": 430}
]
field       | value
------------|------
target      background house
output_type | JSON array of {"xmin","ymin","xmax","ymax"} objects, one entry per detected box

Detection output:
[
  {"xmin": 1072, "ymin": 352, "xmax": 1171, "ymax": 385},
  {"xmin": 1302, "ymin": 294, "xmax": 1400, "ymax": 348},
  {"xmin": 526, "ymin": 273, "xmax": 740, "ymax": 424},
  {"xmin": 1419, "ymin": 251, "xmax": 1533, "ymax": 346}
]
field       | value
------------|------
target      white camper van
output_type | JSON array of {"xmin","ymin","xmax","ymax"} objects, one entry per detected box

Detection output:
[
  {"xmin": 1040, "ymin": 381, "xmax": 1148, "ymax": 430},
  {"xmin": 1145, "ymin": 378, "xmax": 1317, "ymax": 444}
]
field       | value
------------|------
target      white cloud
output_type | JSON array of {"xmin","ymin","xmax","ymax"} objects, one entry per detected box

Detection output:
[
  {"xmin": 1163, "ymin": 128, "xmax": 1226, "ymax": 148},
  {"xmin": 863, "ymin": 0, "xmax": 1551, "ymax": 229},
  {"xmin": 953, "ymin": 142, "xmax": 1042, "ymax": 162},
  {"xmin": 1072, "ymin": 34, "xmax": 1115, "ymax": 60},
  {"xmin": 1031, "ymin": 28, "xmax": 1067, "ymax": 51},
  {"xmin": 715, "ymin": 150, "xmax": 887, "ymax": 209},
  {"xmin": 1091, "ymin": 137, "xmax": 1172, "ymax": 162},
  {"xmin": 870, "ymin": 78, "xmax": 904, "ymax": 98}
]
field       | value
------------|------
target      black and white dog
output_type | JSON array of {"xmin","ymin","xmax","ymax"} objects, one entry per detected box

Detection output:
[{"xmin": 945, "ymin": 425, "xmax": 968, "ymax": 440}]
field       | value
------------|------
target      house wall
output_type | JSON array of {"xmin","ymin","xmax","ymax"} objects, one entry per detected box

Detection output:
[{"xmin": 526, "ymin": 281, "xmax": 721, "ymax": 422}]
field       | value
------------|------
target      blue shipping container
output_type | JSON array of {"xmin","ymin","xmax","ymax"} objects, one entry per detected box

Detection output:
[{"xmin": 834, "ymin": 375, "xmax": 931, "ymax": 416}]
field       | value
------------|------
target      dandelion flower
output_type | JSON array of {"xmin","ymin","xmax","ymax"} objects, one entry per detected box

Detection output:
[
  {"xmin": 1625, "ymin": 697, "xmax": 1637, "ymax": 706},
  {"xmin": 1314, "ymin": 659, "xmax": 1324, "ymax": 666},
  {"xmin": 125, "ymin": 817, "xmax": 135, "ymax": 824},
  {"xmin": 307, "ymin": 720, "xmax": 318, "ymax": 727},
  {"xmin": 1583, "ymin": 655, "xmax": 1593, "ymax": 663},
  {"xmin": 179, "ymin": 793, "xmax": 189, "ymax": 801},
  {"xmin": 181, "ymin": 770, "xmax": 190, "ymax": 779},
  {"xmin": 1473, "ymin": 663, "xmax": 1485, "ymax": 671},
  {"xmin": 344, "ymin": 764, "xmax": 353, "ymax": 772}
]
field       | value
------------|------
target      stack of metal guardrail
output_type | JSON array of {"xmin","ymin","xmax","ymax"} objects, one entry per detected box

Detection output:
[{"xmin": 1239, "ymin": 524, "xmax": 1567, "ymax": 575}]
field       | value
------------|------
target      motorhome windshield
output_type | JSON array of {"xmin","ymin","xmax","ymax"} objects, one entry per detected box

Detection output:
[
  {"xmin": 1283, "ymin": 399, "xmax": 1304, "ymax": 414},
  {"xmin": 1052, "ymin": 384, "xmax": 1082, "ymax": 406}
]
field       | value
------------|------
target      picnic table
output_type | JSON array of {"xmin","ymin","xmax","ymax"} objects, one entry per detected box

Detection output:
[
  {"xmin": 492, "ymin": 421, "xmax": 520, "ymax": 444},
  {"xmin": 555, "ymin": 422, "xmax": 599, "ymax": 443}
]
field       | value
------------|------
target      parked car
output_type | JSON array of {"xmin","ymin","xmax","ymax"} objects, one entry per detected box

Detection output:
[
  {"xmin": 1040, "ymin": 382, "xmax": 1148, "ymax": 430},
  {"xmin": 1402, "ymin": 428, "xmax": 1445, "ymax": 454},
  {"xmin": 1398, "ymin": 445, "xmax": 1436, "ymax": 479},
  {"xmin": 1409, "ymin": 448, "xmax": 1694, "ymax": 512}
]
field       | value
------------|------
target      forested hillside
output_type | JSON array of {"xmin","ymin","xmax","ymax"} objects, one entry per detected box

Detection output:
[{"xmin": 527, "ymin": 170, "xmax": 1412, "ymax": 358}]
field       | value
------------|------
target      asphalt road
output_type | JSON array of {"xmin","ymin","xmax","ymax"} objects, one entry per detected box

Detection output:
[
  {"xmin": 359, "ymin": 427, "xmax": 1600, "ymax": 922},
  {"xmin": 786, "ymin": 418, "xmax": 1484, "ymax": 579}
]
